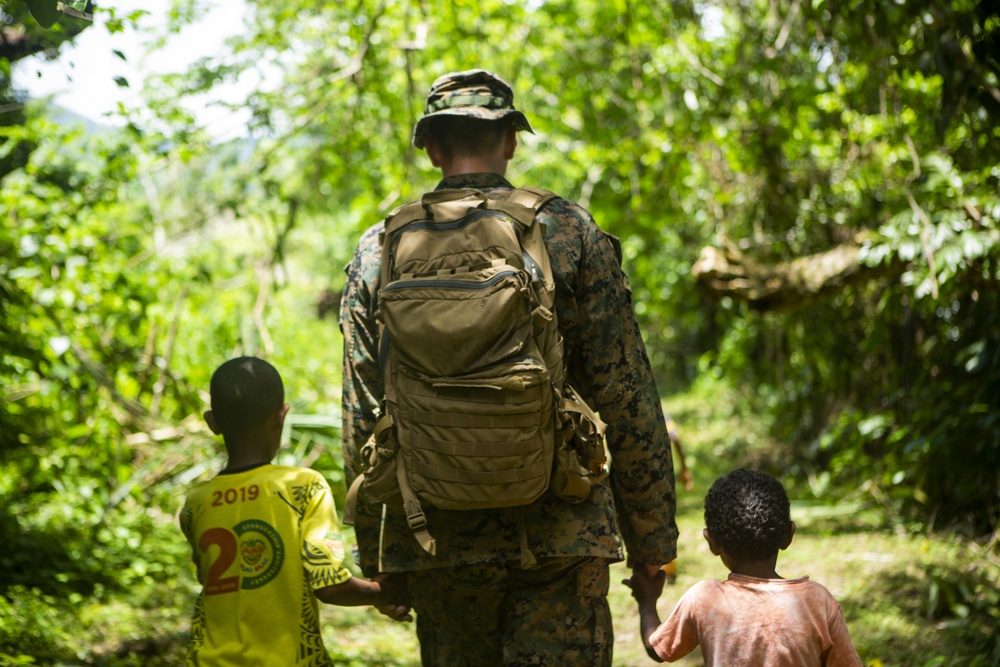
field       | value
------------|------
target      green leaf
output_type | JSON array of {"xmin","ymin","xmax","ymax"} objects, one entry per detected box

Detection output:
[{"xmin": 27, "ymin": 0, "xmax": 61, "ymax": 28}]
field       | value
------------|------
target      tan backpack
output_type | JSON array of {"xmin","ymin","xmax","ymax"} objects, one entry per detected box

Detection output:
[{"xmin": 344, "ymin": 187, "xmax": 609, "ymax": 557}]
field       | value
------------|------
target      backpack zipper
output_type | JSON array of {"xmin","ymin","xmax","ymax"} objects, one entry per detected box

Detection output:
[{"xmin": 382, "ymin": 268, "xmax": 524, "ymax": 293}]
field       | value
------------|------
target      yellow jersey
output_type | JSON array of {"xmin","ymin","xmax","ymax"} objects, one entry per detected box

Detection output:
[{"xmin": 180, "ymin": 464, "xmax": 352, "ymax": 666}]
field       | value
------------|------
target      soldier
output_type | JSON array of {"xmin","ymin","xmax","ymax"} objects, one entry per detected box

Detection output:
[{"xmin": 340, "ymin": 69, "xmax": 678, "ymax": 666}]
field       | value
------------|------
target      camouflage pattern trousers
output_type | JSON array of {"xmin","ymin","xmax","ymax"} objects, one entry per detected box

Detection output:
[{"xmin": 407, "ymin": 556, "xmax": 612, "ymax": 666}]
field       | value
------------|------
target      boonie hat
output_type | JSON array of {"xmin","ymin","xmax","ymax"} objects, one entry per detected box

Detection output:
[{"xmin": 412, "ymin": 69, "xmax": 534, "ymax": 148}]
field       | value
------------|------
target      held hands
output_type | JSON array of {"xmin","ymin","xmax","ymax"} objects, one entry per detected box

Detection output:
[
  {"xmin": 374, "ymin": 573, "xmax": 413, "ymax": 623},
  {"xmin": 622, "ymin": 564, "xmax": 666, "ymax": 608}
]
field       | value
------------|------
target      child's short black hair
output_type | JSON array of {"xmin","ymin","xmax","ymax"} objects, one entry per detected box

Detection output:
[
  {"xmin": 209, "ymin": 356, "xmax": 284, "ymax": 439},
  {"xmin": 704, "ymin": 469, "xmax": 791, "ymax": 563}
]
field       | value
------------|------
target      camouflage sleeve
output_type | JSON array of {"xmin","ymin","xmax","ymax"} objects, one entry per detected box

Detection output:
[
  {"xmin": 544, "ymin": 200, "xmax": 678, "ymax": 566},
  {"xmin": 339, "ymin": 223, "xmax": 386, "ymax": 576}
]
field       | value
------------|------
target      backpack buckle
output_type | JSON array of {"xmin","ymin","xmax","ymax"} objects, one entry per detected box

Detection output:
[{"xmin": 404, "ymin": 499, "xmax": 427, "ymax": 530}]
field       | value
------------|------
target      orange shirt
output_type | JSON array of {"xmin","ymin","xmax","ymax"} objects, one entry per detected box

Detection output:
[
  {"xmin": 180, "ymin": 464, "xmax": 352, "ymax": 666},
  {"xmin": 650, "ymin": 574, "xmax": 862, "ymax": 666}
]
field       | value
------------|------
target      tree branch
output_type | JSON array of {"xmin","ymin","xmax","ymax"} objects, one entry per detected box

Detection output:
[
  {"xmin": 691, "ymin": 236, "xmax": 904, "ymax": 312},
  {"xmin": 253, "ymin": 262, "xmax": 275, "ymax": 357},
  {"xmin": 0, "ymin": 18, "xmax": 89, "ymax": 63},
  {"xmin": 774, "ymin": 0, "xmax": 801, "ymax": 52}
]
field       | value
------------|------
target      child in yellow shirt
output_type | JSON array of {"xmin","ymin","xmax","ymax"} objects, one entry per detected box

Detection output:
[{"xmin": 180, "ymin": 356, "xmax": 408, "ymax": 666}]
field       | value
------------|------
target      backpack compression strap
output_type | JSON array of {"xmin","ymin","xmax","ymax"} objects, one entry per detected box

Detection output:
[{"xmin": 396, "ymin": 455, "xmax": 437, "ymax": 555}]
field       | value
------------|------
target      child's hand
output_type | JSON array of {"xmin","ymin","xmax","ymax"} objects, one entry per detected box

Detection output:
[{"xmin": 622, "ymin": 564, "xmax": 666, "ymax": 607}]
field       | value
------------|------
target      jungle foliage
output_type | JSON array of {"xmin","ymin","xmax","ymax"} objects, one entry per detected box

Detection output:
[
  {"xmin": 135, "ymin": 0, "xmax": 1000, "ymax": 534},
  {"xmin": 1, "ymin": 0, "xmax": 999, "ymax": 664}
]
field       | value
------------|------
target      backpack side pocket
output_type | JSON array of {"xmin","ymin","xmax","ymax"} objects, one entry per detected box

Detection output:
[
  {"xmin": 361, "ymin": 413, "xmax": 403, "ymax": 504},
  {"xmin": 550, "ymin": 385, "xmax": 609, "ymax": 503}
]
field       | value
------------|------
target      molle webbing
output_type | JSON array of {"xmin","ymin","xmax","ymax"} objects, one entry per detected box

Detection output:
[
  {"xmin": 406, "ymin": 432, "xmax": 542, "ymax": 458},
  {"xmin": 410, "ymin": 461, "xmax": 549, "ymax": 485},
  {"xmin": 396, "ymin": 407, "xmax": 542, "ymax": 429}
]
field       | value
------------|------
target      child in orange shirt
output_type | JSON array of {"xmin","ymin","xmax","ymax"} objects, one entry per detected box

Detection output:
[{"xmin": 626, "ymin": 469, "xmax": 862, "ymax": 666}]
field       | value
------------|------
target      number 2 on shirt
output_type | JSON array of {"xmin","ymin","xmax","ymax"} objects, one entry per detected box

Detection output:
[
  {"xmin": 199, "ymin": 527, "xmax": 240, "ymax": 595},
  {"xmin": 198, "ymin": 518, "xmax": 285, "ymax": 595}
]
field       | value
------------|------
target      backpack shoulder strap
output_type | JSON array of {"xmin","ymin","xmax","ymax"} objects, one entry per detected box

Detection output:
[
  {"xmin": 502, "ymin": 186, "xmax": 559, "ymax": 213},
  {"xmin": 486, "ymin": 187, "xmax": 558, "ymax": 227},
  {"xmin": 382, "ymin": 200, "xmax": 427, "ymax": 238},
  {"xmin": 488, "ymin": 187, "xmax": 560, "ymax": 308}
]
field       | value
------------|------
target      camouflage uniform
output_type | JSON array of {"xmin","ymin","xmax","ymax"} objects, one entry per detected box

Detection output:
[{"xmin": 340, "ymin": 70, "xmax": 677, "ymax": 666}]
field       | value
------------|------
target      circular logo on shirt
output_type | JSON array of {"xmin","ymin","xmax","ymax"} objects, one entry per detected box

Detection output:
[{"xmin": 234, "ymin": 519, "xmax": 284, "ymax": 589}]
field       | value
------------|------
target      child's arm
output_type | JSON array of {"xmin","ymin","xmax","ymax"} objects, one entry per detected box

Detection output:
[
  {"xmin": 314, "ymin": 576, "xmax": 383, "ymax": 606},
  {"xmin": 624, "ymin": 565, "xmax": 667, "ymax": 663},
  {"xmin": 637, "ymin": 598, "xmax": 665, "ymax": 662},
  {"xmin": 314, "ymin": 573, "xmax": 411, "ymax": 621}
]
